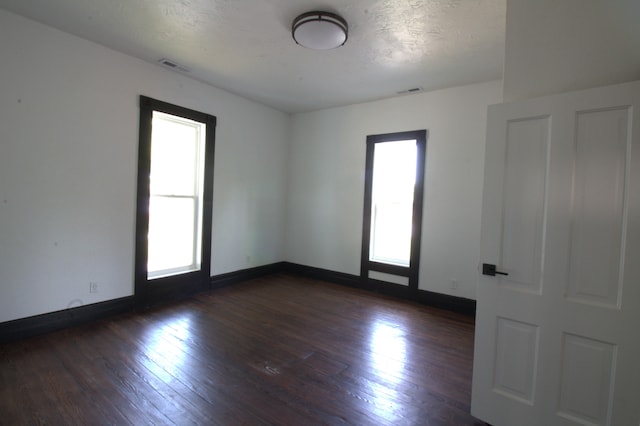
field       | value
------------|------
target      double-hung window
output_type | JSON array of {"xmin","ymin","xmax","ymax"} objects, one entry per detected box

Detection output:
[
  {"xmin": 135, "ymin": 96, "xmax": 215, "ymax": 304},
  {"xmin": 361, "ymin": 130, "xmax": 427, "ymax": 291},
  {"xmin": 147, "ymin": 111, "xmax": 206, "ymax": 279}
]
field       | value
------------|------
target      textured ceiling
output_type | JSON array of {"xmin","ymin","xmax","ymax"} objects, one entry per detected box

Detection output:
[{"xmin": 0, "ymin": 0, "xmax": 506, "ymax": 113}]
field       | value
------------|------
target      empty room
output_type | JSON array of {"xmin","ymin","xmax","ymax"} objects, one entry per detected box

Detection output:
[{"xmin": 1, "ymin": 1, "xmax": 639, "ymax": 425}]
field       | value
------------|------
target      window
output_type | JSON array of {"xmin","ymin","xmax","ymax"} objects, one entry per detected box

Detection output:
[
  {"xmin": 148, "ymin": 111, "xmax": 206, "ymax": 279},
  {"xmin": 361, "ymin": 130, "xmax": 427, "ymax": 291},
  {"xmin": 369, "ymin": 139, "xmax": 416, "ymax": 266},
  {"xmin": 135, "ymin": 96, "xmax": 216, "ymax": 303}
]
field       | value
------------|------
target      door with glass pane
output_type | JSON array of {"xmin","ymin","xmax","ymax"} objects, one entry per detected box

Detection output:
[
  {"xmin": 361, "ymin": 130, "xmax": 427, "ymax": 293},
  {"xmin": 135, "ymin": 96, "xmax": 215, "ymax": 304}
]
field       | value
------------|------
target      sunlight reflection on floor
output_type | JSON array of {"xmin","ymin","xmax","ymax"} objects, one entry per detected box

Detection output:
[
  {"xmin": 368, "ymin": 316, "xmax": 410, "ymax": 420},
  {"xmin": 370, "ymin": 317, "xmax": 407, "ymax": 382},
  {"xmin": 145, "ymin": 314, "xmax": 192, "ymax": 376}
]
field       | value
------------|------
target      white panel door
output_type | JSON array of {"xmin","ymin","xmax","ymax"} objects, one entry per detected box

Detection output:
[{"xmin": 471, "ymin": 81, "xmax": 640, "ymax": 426}]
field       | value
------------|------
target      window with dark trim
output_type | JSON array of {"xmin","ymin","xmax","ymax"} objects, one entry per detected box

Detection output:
[
  {"xmin": 361, "ymin": 130, "xmax": 427, "ymax": 292},
  {"xmin": 134, "ymin": 96, "xmax": 216, "ymax": 305}
]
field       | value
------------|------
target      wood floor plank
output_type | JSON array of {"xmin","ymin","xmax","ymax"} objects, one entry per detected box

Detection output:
[
  {"xmin": 107, "ymin": 314, "xmax": 273, "ymax": 425},
  {"xmin": 0, "ymin": 273, "xmax": 484, "ymax": 425}
]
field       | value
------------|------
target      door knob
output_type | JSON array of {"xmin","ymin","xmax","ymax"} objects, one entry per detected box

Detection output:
[{"xmin": 482, "ymin": 263, "xmax": 509, "ymax": 277}]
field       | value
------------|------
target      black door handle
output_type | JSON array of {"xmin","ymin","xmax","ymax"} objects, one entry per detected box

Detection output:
[{"xmin": 482, "ymin": 263, "xmax": 509, "ymax": 277}]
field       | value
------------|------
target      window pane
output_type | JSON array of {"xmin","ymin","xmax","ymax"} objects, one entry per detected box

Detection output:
[
  {"xmin": 370, "ymin": 202, "xmax": 413, "ymax": 265},
  {"xmin": 148, "ymin": 196, "xmax": 198, "ymax": 277},
  {"xmin": 147, "ymin": 110, "xmax": 206, "ymax": 280},
  {"xmin": 370, "ymin": 140, "xmax": 417, "ymax": 266},
  {"xmin": 150, "ymin": 111, "xmax": 202, "ymax": 196}
]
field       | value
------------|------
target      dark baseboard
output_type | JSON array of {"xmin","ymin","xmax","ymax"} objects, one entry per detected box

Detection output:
[
  {"xmin": 0, "ymin": 263, "xmax": 286, "ymax": 344},
  {"xmin": 282, "ymin": 262, "xmax": 476, "ymax": 316},
  {"xmin": 210, "ymin": 262, "xmax": 286, "ymax": 288},
  {"xmin": 416, "ymin": 289, "xmax": 477, "ymax": 316},
  {"xmin": 0, "ymin": 296, "xmax": 135, "ymax": 344},
  {"xmin": 0, "ymin": 261, "xmax": 474, "ymax": 344},
  {"xmin": 282, "ymin": 262, "xmax": 361, "ymax": 287}
]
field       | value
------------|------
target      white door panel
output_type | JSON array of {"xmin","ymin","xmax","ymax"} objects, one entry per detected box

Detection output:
[
  {"xmin": 566, "ymin": 107, "xmax": 628, "ymax": 308},
  {"xmin": 501, "ymin": 116, "xmax": 549, "ymax": 293},
  {"xmin": 472, "ymin": 81, "xmax": 640, "ymax": 425}
]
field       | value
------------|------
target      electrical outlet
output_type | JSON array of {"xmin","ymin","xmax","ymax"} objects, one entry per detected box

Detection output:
[
  {"xmin": 89, "ymin": 282, "xmax": 98, "ymax": 293},
  {"xmin": 449, "ymin": 279, "xmax": 458, "ymax": 290}
]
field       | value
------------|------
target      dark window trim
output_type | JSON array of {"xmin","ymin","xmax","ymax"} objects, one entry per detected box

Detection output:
[
  {"xmin": 367, "ymin": 261, "xmax": 411, "ymax": 277},
  {"xmin": 135, "ymin": 96, "xmax": 216, "ymax": 306},
  {"xmin": 360, "ymin": 129, "xmax": 427, "ymax": 292}
]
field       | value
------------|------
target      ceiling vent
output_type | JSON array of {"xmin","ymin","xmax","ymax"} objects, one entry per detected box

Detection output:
[
  {"xmin": 397, "ymin": 87, "xmax": 424, "ymax": 95},
  {"xmin": 158, "ymin": 58, "xmax": 189, "ymax": 73}
]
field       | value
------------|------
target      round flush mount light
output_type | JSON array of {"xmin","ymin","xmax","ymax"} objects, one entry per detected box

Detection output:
[{"xmin": 292, "ymin": 11, "xmax": 348, "ymax": 50}]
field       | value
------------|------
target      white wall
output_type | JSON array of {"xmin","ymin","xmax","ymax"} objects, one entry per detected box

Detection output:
[
  {"xmin": 503, "ymin": 0, "xmax": 640, "ymax": 102},
  {"xmin": 285, "ymin": 81, "xmax": 502, "ymax": 300},
  {"xmin": 0, "ymin": 10, "xmax": 290, "ymax": 323}
]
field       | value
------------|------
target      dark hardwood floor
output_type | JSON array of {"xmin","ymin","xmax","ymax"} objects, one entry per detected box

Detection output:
[{"xmin": 0, "ymin": 273, "xmax": 483, "ymax": 425}]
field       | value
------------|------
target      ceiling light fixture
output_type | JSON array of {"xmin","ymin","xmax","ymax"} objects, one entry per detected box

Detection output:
[{"xmin": 292, "ymin": 11, "xmax": 348, "ymax": 50}]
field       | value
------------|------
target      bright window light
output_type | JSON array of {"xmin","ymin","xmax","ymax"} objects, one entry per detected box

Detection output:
[
  {"xmin": 148, "ymin": 111, "xmax": 206, "ymax": 279},
  {"xmin": 369, "ymin": 140, "xmax": 417, "ymax": 266}
]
